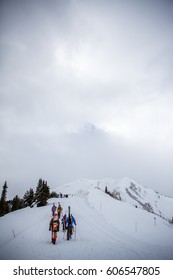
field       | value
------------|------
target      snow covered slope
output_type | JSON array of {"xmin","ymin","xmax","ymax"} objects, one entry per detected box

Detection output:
[
  {"xmin": 0, "ymin": 177, "xmax": 173, "ymax": 260},
  {"xmin": 108, "ymin": 177, "xmax": 173, "ymax": 220}
]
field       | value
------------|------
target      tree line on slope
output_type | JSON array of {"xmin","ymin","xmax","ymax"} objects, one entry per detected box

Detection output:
[{"xmin": 0, "ymin": 179, "xmax": 58, "ymax": 217}]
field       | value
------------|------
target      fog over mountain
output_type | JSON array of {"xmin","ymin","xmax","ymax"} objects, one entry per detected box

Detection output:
[{"xmin": 1, "ymin": 0, "xmax": 173, "ymax": 198}]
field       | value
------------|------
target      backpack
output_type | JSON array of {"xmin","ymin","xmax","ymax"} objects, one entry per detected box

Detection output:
[
  {"xmin": 52, "ymin": 216, "xmax": 59, "ymax": 232},
  {"xmin": 57, "ymin": 205, "xmax": 62, "ymax": 212},
  {"xmin": 52, "ymin": 221, "xmax": 59, "ymax": 232},
  {"xmin": 52, "ymin": 205, "xmax": 56, "ymax": 212}
]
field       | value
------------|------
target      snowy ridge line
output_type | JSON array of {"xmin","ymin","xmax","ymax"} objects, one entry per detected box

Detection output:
[{"xmin": 0, "ymin": 176, "xmax": 173, "ymax": 260}]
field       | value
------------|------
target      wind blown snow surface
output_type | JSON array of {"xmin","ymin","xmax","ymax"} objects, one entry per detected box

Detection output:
[{"xmin": 0, "ymin": 177, "xmax": 173, "ymax": 260}]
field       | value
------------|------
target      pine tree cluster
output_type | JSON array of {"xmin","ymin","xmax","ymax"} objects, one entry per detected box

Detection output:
[
  {"xmin": 0, "ymin": 178, "xmax": 51, "ymax": 216},
  {"xmin": 35, "ymin": 179, "xmax": 50, "ymax": 207}
]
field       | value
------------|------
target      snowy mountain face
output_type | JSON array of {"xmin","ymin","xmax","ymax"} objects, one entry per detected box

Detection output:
[
  {"xmin": 107, "ymin": 177, "xmax": 173, "ymax": 221},
  {"xmin": 0, "ymin": 177, "xmax": 173, "ymax": 260}
]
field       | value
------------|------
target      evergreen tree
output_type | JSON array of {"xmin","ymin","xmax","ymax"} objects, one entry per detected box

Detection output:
[
  {"xmin": 19, "ymin": 197, "xmax": 25, "ymax": 209},
  {"xmin": 11, "ymin": 195, "xmax": 22, "ymax": 212},
  {"xmin": 35, "ymin": 179, "xmax": 50, "ymax": 207},
  {"xmin": 50, "ymin": 191, "xmax": 58, "ymax": 198},
  {"xmin": 23, "ymin": 188, "xmax": 35, "ymax": 207},
  {"xmin": 35, "ymin": 178, "xmax": 43, "ymax": 206},
  {"xmin": 42, "ymin": 180, "xmax": 50, "ymax": 204},
  {"xmin": 0, "ymin": 181, "xmax": 9, "ymax": 216}
]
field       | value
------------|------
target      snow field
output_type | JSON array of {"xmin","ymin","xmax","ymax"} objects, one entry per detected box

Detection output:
[{"xmin": 0, "ymin": 179, "xmax": 173, "ymax": 259}]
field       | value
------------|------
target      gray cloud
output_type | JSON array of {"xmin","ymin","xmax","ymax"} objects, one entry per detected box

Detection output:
[{"xmin": 0, "ymin": 0, "xmax": 173, "ymax": 198}]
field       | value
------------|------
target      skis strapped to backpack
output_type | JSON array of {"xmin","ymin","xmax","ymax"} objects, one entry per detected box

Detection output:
[{"xmin": 67, "ymin": 206, "xmax": 71, "ymax": 240}]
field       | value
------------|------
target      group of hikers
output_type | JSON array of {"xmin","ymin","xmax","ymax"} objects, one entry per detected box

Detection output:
[{"xmin": 49, "ymin": 202, "xmax": 76, "ymax": 244}]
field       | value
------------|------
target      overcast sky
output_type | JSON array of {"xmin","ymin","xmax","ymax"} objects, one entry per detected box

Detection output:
[{"xmin": 0, "ymin": 0, "xmax": 173, "ymax": 199}]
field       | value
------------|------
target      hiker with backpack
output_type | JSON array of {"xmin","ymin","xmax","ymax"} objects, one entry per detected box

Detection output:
[
  {"xmin": 66, "ymin": 214, "xmax": 76, "ymax": 240},
  {"xmin": 49, "ymin": 213, "xmax": 59, "ymax": 244},
  {"xmin": 51, "ymin": 203, "xmax": 56, "ymax": 216},
  {"xmin": 57, "ymin": 202, "xmax": 63, "ymax": 219}
]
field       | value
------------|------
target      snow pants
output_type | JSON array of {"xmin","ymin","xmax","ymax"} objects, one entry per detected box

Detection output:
[{"xmin": 52, "ymin": 230, "xmax": 57, "ymax": 244}]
